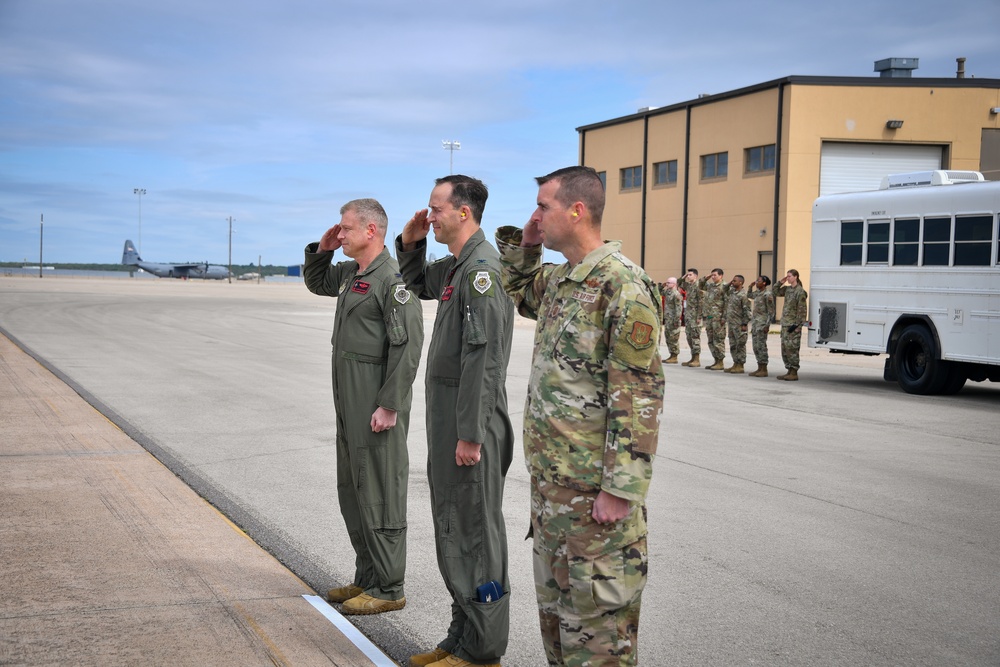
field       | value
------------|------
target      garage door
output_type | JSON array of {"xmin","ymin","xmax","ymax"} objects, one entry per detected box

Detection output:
[{"xmin": 819, "ymin": 142, "xmax": 944, "ymax": 195}]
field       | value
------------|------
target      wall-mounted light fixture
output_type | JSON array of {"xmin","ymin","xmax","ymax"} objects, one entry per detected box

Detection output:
[
  {"xmin": 886, "ymin": 120, "xmax": 904, "ymax": 129},
  {"xmin": 759, "ymin": 228, "xmax": 767, "ymax": 237},
  {"xmin": 991, "ymin": 107, "xmax": 1000, "ymax": 115}
]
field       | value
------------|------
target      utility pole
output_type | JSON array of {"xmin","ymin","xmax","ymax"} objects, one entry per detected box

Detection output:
[
  {"xmin": 442, "ymin": 140, "xmax": 461, "ymax": 174},
  {"xmin": 227, "ymin": 216, "xmax": 234, "ymax": 284},
  {"xmin": 39, "ymin": 214, "xmax": 43, "ymax": 279}
]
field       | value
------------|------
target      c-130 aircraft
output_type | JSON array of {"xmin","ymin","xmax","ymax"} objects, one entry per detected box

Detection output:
[{"xmin": 121, "ymin": 240, "xmax": 231, "ymax": 279}]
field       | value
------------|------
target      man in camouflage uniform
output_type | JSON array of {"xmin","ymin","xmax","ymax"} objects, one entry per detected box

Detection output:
[
  {"xmin": 680, "ymin": 269, "xmax": 703, "ymax": 366},
  {"xmin": 303, "ymin": 198, "xmax": 424, "ymax": 615},
  {"xmin": 496, "ymin": 166, "xmax": 664, "ymax": 667},
  {"xmin": 698, "ymin": 268, "xmax": 728, "ymax": 371},
  {"xmin": 746, "ymin": 275, "xmax": 775, "ymax": 377},
  {"xmin": 723, "ymin": 275, "xmax": 751, "ymax": 374},
  {"xmin": 397, "ymin": 175, "xmax": 515, "ymax": 667},
  {"xmin": 773, "ymin": 269, "xmax": 808, "ymax": 381},
  {"xmin": 661, "ymin": 276, "xmax": 682, "ymax": 364}
]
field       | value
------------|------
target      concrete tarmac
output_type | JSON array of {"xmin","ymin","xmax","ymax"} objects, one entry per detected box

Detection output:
[
  {"xmin": 1, "ymin": 275, "xmax": 999, "ymax": 666},
  {"xmin": 0, "ymin": 333, "xmax": 389, "ymax": 666}
]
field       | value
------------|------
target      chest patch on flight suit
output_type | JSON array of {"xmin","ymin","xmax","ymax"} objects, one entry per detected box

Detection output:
[
  {"xmin": 393, "ymin": 284, "xmax": 411, "ymax": 304},
  {"xmin": 471, "ymin": 270, "xmax": 495, "ymax": 297},
  {"xmin": 441, "ymin": 285, "xmax": 455, "ymax": 301},
  {"xmin": 352, "ymin": 279, "xmax": 370, "ymax": 294}
]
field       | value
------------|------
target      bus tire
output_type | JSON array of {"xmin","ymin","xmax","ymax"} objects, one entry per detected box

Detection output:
[
  {"xmin": 940, "ymin": 363, "xmax": 967, "ymax": 395},
  {"xmin": 893, "ymin": 324, "xmax": 947, "ymax": 395}
]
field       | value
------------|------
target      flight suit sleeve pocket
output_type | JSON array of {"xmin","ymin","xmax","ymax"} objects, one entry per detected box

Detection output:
[
  {"xmin": 464, "ymin": 305, "xmax": 487, "ymax": 347},
  {"xmin": 387, "ymin": 308, "xmax": 408, "ymax": 346}
]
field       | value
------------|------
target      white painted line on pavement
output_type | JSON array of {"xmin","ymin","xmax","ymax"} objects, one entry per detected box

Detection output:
[{"xmin": 303, "ymin": 595, "xmax": 396, "ymax": 667}]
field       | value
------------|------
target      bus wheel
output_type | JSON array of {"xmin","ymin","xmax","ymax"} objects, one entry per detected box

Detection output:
[
  {"xmin": 940, "ymin": 363, "xmax": 967, "ymax": 395},
  {"xmin": 893, "ymin": 324, "xmax": 947, "ymax": 395}
]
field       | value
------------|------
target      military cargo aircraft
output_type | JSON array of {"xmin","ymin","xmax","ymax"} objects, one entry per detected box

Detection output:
[{"xmin": 121, "ymin": 240, "xmax": 231, "ymax": 280}]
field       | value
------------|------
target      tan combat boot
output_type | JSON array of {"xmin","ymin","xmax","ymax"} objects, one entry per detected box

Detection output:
[
  {"xmin": 779, "ymin": 368, "xmax": 799, "ymax": 381},
  {"xmin": 427, "ymin": 656, "xmax": 500, "ymax": 667},
  {"xmin": 706, "ymin": 358, "xmax": 725, "ymax": 370},
  {"xmin": 682, "ymin": 354, "xmax": 700, "ymax": 367},
  {"xmin": 409, "ymin": 648, "xmax": 452, "ymax": 667},
  {"xmin": 340, "ymin": 592, "xmax": 406, "ymax": 615},
  {"xmin": 327, "ymin": 584, "xmax": 363, "ymax": 603},
  {"xmin": 730, "ymin": 363, "xmax": 744, "ymax": 374},
  {"xmin": 664, "ymin": 354, "xmax": 679, "ymax": 364},
  {"xmin": 749, "ymin": 363, "xmax": 767, "ymax": 377}
]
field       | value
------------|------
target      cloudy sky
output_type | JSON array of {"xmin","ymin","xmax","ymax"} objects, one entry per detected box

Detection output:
[{"xmin": 2, "ymin": 0, "xmax": 998, "ymax": 266}]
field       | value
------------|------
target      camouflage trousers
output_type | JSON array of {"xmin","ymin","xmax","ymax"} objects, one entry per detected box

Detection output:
[
  {"xmin": 704, "ymin": 317, "xmax": 726, "ymax": 362},
  {"xmin": 727, "ymin": 324, "xmax": 748, "ymax": 364},
  {"xmin": 684, "ymin": 320, "xmax": 702, "ymax": 355},
  {"xmin": 663, "ymin": 321, "xmax": 680, "ymax": 358},
  {"xmin": 751, "ymin": 326, "xmax": 769, "ymax": 365},
  {"xmin": 780, "ymin": 325, "xmax": 802, "ymax": 370},
  {"xmin": 530, "ymin": 479, "xmax": 648, "ymax": 667}
]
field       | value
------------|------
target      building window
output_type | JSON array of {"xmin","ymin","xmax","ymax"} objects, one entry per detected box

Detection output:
[
  {"xmin": 745, "ymin": 144, "xmax": 776, "ymax": 174},
  {"xmin": 954, "ymin": 214, "xmax": 993, "ymax": 266},
  {"xmin": 840, "ymin": 221, "xmax": 862, "ymax": 265},
  {"xmin": 701, "ymin": 152, "xmax": 728, "ymax": 180},
  {"xmin": 597, "ymin": 171, "xmax": 606, "ymax": 190},
  {"xmin": 866, "ymin": 220, "xmax": 889, "ymax": 264},
  {"xmin": 892, "ymin": 218, "xmax": 919, "ymax": 266},
  {"xmin": 620, "ymin": 166, "xmax": 642, "ymax": 191},
  {"xmin": 922, "ymin": 217, "xmax": 951, "ymax": 266},
  {"xmin": 653, "ymin": 160, "xmax": 678, "ymax": 186}
]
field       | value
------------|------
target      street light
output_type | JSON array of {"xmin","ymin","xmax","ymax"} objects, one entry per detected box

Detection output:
[
  {"xmin": 133, "ymin": 188, "xmax": 146, "ymax": 254},
  {"xmin": 442, "ymin": 140, "xmax": 461, "ymax": 174}
]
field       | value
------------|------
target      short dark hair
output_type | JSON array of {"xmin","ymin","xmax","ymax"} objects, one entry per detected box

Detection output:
[
  {"xmin": 436, "ymin": 174, "xmax": 488, "ymax": 223},
  {"xmin": 535, "ymin": 166, "xmax": 605, "ymax": 225},
  {"xmin": 687, "ymin": 268, "xmax": 699, "ymax": 276},
  {"xmin": 712, "ymin": 267, "xmax": 724, "ymax": 276},
  {"xmin": 734, "ymin": 274, "xmax": 744, "ymax": 283}
]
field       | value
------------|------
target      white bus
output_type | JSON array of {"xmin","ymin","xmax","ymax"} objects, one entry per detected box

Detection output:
[{"xmin": 808, "ymin": 170, "xmax": 1000, "ymax": 395}]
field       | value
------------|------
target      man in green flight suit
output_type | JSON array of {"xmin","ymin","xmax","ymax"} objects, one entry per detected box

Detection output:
[
  {"xmin": 496, "ymin": 166, "xmax": 665, "ymax": 666},
  {"xmin": 396, "ymin": 175, "xmax": 515, "ymax": 667},
  {"xmin": 303, "ymin": 198, "xmax": 424, "ymax": 615}
]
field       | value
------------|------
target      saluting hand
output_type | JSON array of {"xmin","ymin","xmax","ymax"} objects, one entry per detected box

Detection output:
[
  {"xmin": 522, "ymin": 219, "xmax": 543, "ymax": 247},
  {"xmin": 319, "ymin": 224, "xmax": 343, "ymax": 252},
  {"xmin": 401, "ymin": 209, "xmax": 430, "ymax": 250}
]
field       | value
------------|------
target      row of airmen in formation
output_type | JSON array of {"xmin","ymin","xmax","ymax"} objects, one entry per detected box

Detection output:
[{"xmin": 657, "ymin": 268, "xmax": 808, "ymax": 381}]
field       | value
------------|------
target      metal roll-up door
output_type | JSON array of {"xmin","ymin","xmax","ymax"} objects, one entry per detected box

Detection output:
[{"xmin": 820, "ymin": 142, "xmax": 944, "ymax": 195}]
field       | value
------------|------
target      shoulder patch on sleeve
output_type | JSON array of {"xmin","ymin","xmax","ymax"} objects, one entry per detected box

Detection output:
[
  {"xmin": 470, "ymin": 270, "xmax": 496, "ymax": 297},
  {"xmin": 610, "ymin": 300, "xmax": 660, "ymax": 370},
  {"xmin": 393, "ymin": 284, "xmax": 411, "ymax": 304}
]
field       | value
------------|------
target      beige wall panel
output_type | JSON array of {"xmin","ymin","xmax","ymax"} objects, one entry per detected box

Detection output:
[{"xmin": 582, "ymin": 121, "xmax": 646, "ymax": 261}]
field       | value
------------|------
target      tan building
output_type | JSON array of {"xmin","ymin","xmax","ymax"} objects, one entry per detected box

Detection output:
[{"xmin": 577, "ymin": 60, "xmax": 1000, "ymax": 288}]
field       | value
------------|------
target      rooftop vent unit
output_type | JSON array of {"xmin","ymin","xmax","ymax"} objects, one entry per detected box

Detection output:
[
  {"xmin": 879, "ymin": 170, "xmax": 985, "ymax": 190},
  {"xmin": 874, "ymin": 57, "xmax": 919, "ymax": 78}
]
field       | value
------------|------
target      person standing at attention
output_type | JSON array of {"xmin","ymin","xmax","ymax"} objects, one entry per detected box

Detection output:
[
  {"xmin": 303, "ymin": 198, "xmax": 424, "ymax": 615},
  {"xmin": 661, "ymin": 276, "xmax": 683, "ymax": 364},
  {"xmin": 396, "ymin": 175, "xmax": 515, "ymax": 667},
  {"xmin": 746, "ymin": 275, "xmax": 775, "ymax": 377},
  {"xmin": 724, "ymin": 274, "xmax": 751, "ymax": 374},
  {"xmin": 496, "ymin": 165, "xmax": 665, "ymax": 666}
]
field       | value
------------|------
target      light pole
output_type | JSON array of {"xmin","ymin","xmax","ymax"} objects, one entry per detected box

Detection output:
[
  {"xmin": 133, "ymin": 188, "xmax": 146, "ymax": 254},
  {"xmin": 442, "ymin": 140, "xmax": 461, "ymax": 174},
  {"xmin": 227, "ymin": 216, "xmax": 234, "ymax": 284}
]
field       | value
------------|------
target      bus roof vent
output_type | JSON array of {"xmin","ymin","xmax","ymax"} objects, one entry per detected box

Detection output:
[{"xmin": 879, "ymin": 170, "xmax": 986, "ymax": 190}]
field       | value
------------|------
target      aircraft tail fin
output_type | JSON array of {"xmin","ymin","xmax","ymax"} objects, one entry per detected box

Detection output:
[{"xmin": 122, "ymin": 240, "xmax": 141, "ymax": 265}]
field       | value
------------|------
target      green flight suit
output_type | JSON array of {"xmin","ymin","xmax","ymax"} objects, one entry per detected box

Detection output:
[
  {"xmin": 396, "ymin": 228, "xmax": 515, "ymax": 665},
  {"xmin": 304, "ymin": 245, "xmax": 424, "ymax": 601}
]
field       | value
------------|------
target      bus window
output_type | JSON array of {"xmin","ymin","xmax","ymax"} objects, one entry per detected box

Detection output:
[
  {"xmin": 841, "ymin": 221, "xmax": 862, "ymax": 265},
  {"xmin": 954, "ymin": 215, "xmax": 993, "ymax": 266},
  {"xmin": 923, "ymin": 217, "xmax": 951, "ymax": 266},
  {"xmin": 867, "ymin": 220, "xmax": 889, "ymax": 264},
  {"xmin": 893, "ymin": 218, "xmax": 919, "ymax": 265}
]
